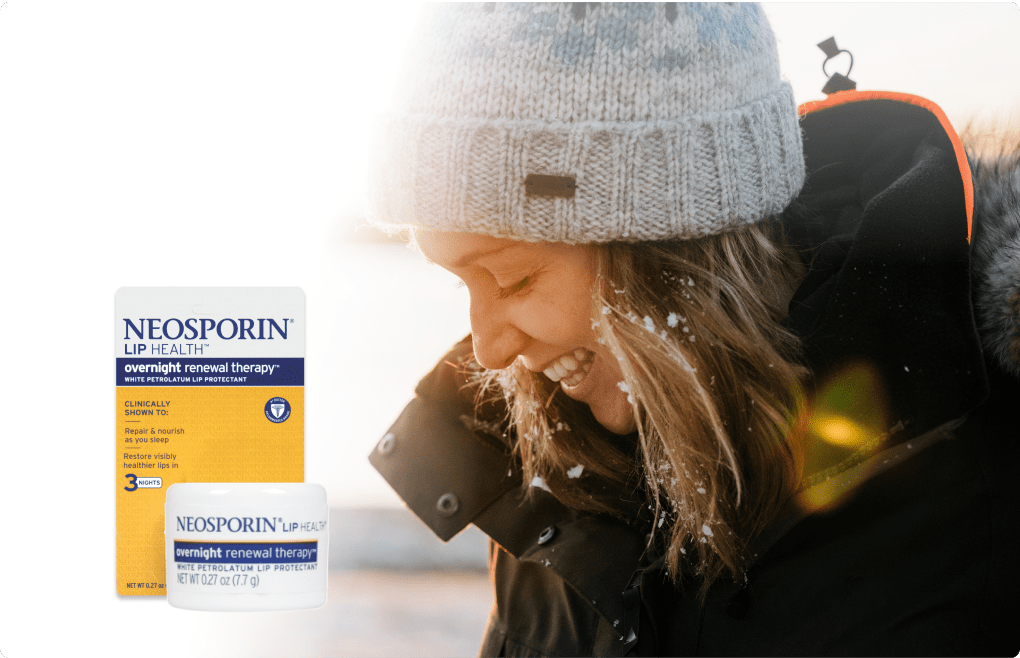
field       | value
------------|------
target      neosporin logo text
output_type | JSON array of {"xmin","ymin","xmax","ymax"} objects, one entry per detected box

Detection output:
[{"xmin": 123, "ymin": 318, "xmax": 290, "ymax": 340}]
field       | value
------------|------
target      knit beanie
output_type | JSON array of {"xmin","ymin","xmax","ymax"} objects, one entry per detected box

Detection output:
[{"xmin": 367, "ymin": 3, "xmax": 805, "ymax": 243}]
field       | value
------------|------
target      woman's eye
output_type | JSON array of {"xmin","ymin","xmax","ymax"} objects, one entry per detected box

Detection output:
[{"xmin": 495, "ymin": 276, "xmax": 532, "ymax": 299}]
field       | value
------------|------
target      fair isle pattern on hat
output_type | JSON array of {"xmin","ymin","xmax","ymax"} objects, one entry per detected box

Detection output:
[{"xmin": 368, "ymin": 3, "xmax": 805, "ymax": 244}]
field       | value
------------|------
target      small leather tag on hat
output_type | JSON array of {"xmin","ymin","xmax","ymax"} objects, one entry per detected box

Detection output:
[{"xmin": 524, "ymin": 174, "xmax": 576, "ymax": 199}]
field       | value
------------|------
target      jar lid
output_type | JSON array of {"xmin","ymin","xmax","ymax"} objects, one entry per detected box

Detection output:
[{"xmin": 166, "ymin": 482, "xmax": 325, "ymax": 507}]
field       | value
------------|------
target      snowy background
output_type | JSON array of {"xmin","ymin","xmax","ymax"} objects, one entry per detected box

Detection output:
[{"xmin": 1, "ymin": 2, "xmax": 1018, "ymax": 656}]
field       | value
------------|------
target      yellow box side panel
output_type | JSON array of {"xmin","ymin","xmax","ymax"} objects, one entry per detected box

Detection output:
[{"xmin": 116, "ymin": 386, "xmax": 304, "ymax": 596}]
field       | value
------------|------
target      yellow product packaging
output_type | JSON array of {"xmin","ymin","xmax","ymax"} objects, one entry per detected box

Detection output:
[{"xmin": 115, "ymin": 287, "xmax": 305, "ymax": 596}]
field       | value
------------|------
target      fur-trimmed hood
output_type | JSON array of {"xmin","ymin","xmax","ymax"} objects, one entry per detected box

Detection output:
[{"xmin": 970, "ymin": 153, "xmax": 1020, "ymax": 378}]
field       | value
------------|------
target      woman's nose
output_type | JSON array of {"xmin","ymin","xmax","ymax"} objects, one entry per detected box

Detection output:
[{"xmin": 469, "ymin": 297, "xmax": 529, "ymax": 370}]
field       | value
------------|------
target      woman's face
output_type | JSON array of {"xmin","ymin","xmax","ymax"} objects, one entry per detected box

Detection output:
[{"xmin": 416, "ymin": 230, "xmax": 637, "ymax": 435}]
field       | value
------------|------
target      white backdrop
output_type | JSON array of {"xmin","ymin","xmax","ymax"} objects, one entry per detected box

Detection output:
[{"xmin": 1, "ymin": 2, "xmax": 1017, "ymax": 656}]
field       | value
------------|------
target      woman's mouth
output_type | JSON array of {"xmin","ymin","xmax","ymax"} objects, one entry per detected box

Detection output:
[{"xmin": 543, "ymin": 348, "xmax": 594, "ymax": 388}]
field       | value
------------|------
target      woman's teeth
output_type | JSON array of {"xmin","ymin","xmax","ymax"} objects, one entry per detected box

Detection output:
[{"xmin": 544, "ymin": 349, "xmax": 594, "ymax": 387}]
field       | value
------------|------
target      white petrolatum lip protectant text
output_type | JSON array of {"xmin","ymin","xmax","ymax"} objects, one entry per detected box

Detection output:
[{"xmin": 165, "ymin": 483, "xmax": 328, "ymax": 611}]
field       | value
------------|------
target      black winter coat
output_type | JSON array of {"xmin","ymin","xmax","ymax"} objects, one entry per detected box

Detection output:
[{"xmin": 370, "ymin": 92, "xmax": 1020, "ymax": 656}]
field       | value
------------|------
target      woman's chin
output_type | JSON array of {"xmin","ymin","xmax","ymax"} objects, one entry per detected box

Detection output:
[
  {"xmin": 556, "ymin": 350, "xmax": 637, "ymax": 435},
  {"xmin": 589, "ymin": 396, "xmax": 637, "ymax": 435}
]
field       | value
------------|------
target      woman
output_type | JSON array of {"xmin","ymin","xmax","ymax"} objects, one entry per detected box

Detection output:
[{"xmin": 367, "ymin": 4, "xmax": 1020, "ymax": 655}]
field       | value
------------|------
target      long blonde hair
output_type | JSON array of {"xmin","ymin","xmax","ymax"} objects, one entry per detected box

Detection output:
[{"xmin": 474, "ymin": 219, "xmax": 809, "ymax": 592}]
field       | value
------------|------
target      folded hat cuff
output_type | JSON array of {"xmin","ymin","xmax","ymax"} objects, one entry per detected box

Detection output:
[{"xmin": 368, "ymin": 83, "xmax": 805, "ymax": 244}]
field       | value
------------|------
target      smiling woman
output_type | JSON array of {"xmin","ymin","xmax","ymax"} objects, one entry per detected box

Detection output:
[
  {"xmin": 364, "ymin": 3, "xmax": 1020, "ymax": 656},
  {"xmin": 414, "ymin": 219, "xmax": 810, "ymax": 592},
  {"xmin": 414, "ymin": 231, "xmax": 633, "ymax": 433}
]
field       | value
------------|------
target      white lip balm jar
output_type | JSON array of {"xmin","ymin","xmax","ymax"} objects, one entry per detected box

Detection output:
[{"xmin": 165, "ymin": 483, "xmax": 328, "ymax": 611}]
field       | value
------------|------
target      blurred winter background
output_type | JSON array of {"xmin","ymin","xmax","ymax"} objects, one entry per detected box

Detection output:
[{"xmin": 1, "ymin": 2, "xmax": 1018, "ymax": 657}]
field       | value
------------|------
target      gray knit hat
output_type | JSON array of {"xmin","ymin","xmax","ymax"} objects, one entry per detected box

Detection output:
[{"xmin": 367, "ymin": 3, "xmax": 804, "ymax": 243}]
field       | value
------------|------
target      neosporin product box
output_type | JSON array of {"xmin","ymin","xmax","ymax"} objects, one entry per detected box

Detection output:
[{"xmin": 115, "ymin": 287, "xmax": 305, "ymax": 596}]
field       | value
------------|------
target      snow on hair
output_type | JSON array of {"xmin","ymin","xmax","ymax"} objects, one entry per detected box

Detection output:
[{"xmin": 473, "ymin": 219, "xmax": 809, "ymax": 594}]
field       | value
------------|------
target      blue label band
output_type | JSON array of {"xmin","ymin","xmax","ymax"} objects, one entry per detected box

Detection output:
[
  {"xmin": 117, "ymin": 357, "xmax": 304, "ymax": 386},
  {"xmin": 174, "ymin": 541, "xmax": 318, "ymax": 564}
]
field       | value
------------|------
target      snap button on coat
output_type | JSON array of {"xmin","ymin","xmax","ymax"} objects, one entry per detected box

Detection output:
[
  {"xmin": 376, "ymin": 433, "xmax": 396, "ymax": 455},
  {"xmin": 436, "ymin": 493, "xmax": 459, "ymax": 517},
  {"xmin": 726, "ymin": 588, "xmax": 750, "ymax": 620},
  {"xmin": 538, "ymin": 525, "xmax": 556, "ymax": 545}
]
